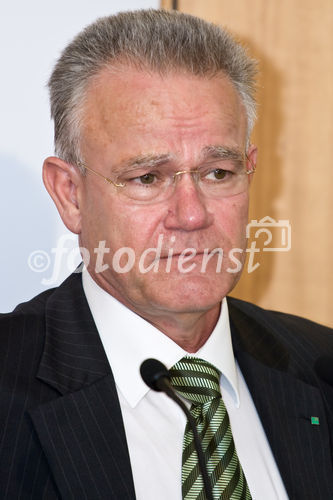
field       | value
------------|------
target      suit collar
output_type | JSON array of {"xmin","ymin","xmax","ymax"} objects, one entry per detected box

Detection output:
[
  {"xmin": 227, "ymin": 297, "xmax": 289, "ymax": 371},
  {"xmin": 36, "ymin": 271, "xmax": 111, "ymax": 395}
]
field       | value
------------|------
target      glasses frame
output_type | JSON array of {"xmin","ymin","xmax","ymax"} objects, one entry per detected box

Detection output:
[{"xmin": 78, "ymin": 155, "xmax": 256, "ymax": 190}]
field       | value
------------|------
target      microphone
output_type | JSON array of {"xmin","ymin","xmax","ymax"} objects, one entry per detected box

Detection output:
[
  {"xmin": 140, "ymin": 358, "xmax": 171, "ymax": 391},
  {"xmin": 315, "ymin": 356, "xmax": 333, "ymax": 386},
  {"xmin": 140, "ymin": 358, "xmax": 213, "ymax": 500}
]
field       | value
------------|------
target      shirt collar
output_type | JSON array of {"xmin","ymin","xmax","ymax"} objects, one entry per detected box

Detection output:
[{"xmin": 82, "ymin": 269, "xmax": 239, "ymax": 408}]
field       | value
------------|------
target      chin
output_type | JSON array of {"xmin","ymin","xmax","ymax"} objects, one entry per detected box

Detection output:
[{"xmin": 145, "ymin": 272, "xmax": 239, "ymax": 313}]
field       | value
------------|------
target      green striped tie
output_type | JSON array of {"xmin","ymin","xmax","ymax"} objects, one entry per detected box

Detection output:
[{"xmin": 169, "ymin": 357, "xmax": 252, "ymax": 500}]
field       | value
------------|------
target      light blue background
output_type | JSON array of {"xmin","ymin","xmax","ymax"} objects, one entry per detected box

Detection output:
[{"xmin": 0, "ymin": 0, "xmax": 159, "ymax": 312}]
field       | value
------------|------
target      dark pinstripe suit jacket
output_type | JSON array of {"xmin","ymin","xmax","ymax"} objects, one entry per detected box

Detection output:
[{"xmin": 1, "ymin": 271, "xmax": 333, "ymax": 499}]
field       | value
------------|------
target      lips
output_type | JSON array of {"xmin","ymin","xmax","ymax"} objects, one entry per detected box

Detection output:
[{"xmin": 158, "ymin": 249, "xmax": 219, "ymax": 260}]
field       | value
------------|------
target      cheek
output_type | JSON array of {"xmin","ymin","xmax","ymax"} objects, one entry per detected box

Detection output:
[
  {"xmin": 81, "ymin": 194, "xmax": 111, "ymax": 243},
  {"xmin": 99, "ymin": 201, "xmax": 164, "ymax": 252},
  {"xmin": 214, "ymin": 193, "xmax": 249, "ymax": 236}
]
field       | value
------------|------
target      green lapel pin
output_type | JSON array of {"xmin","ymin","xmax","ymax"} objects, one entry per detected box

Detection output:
[{"xmin": 311, "ymin": 416, "xmax": 320, "ymax": 425}]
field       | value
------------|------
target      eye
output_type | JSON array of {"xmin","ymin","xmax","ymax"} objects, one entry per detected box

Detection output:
[
  {"xmin": 204, "ymin": 168, "xmax": 230, "ymax": 181},
  {"xmin": 213, "ymin": 169, "xmax": 227, "ymax": 180},
  {"xmin": 129, "ymin": 172, "xmax": 157, "ymax": 185}
]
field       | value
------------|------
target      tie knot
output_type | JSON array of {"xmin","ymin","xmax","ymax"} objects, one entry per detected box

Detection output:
[{"xmin": 169, "ymin": 357, "xmax": 221, "ymax": 404}]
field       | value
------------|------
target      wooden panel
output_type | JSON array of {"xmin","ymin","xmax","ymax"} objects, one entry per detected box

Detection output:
[
  {"xmin": 161, "ymin": 0, "xmax": 333, "ymax": 326},
  {"xmin": 161, "ymin": 0, "xmax": 175, "ymax": 9}
]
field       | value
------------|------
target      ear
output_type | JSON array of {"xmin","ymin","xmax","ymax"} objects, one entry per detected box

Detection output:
[
  {"xmin": 246, "ymin": 144, "xmax": 258, "ymax": 184},
  {"xmin": 42, "ymin": 157, "xmax": 82, "ymax": 234}
]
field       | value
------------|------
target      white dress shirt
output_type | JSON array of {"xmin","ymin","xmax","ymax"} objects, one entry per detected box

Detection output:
[{"xmin": 82, "ymin": 270, "xmax": 289, "ymax": 500}]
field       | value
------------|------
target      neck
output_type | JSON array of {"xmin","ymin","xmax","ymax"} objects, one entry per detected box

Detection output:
[
  {"xmin": 89, "ymin": 269, "xmax": 221, "ymax": 353},
  {"xmin": 140, "ymin": 305, "xmax": 221, "ymax": 353}
]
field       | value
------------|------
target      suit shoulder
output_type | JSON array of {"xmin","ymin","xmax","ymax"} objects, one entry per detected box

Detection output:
[
  {"xmin": 0, "ymin": 287, "xmax": 55, "ymax": 322},
  {"xmin": 0, "ymin": 287, "xmax": 55, "ymax": 362},
  {"xmin": 227, "ymin": 296, "xmax": 333, "ymax": 354}
]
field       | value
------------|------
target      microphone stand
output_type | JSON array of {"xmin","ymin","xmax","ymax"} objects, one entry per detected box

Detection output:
[{"xmin": 157, "ymin": 377, "xmax": 214, "ymax": 500}]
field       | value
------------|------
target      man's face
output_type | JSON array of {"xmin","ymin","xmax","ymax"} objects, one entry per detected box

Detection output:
[{"xmin": 77, "ymin": 66, "xmax": 254, "ymax": 319}]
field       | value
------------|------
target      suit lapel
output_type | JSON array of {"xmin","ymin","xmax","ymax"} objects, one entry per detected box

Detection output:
[
  {"xmin": 228, "ymin": 299, "xmax": 333, "ymax": 499},
  {"xmin": 28, "ymin": 273, "xmax": 136, "ymax": 499}
]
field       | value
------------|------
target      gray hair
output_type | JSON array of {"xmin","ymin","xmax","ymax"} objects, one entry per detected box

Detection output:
[{"xmin": 48, "ymin": 9, "xmax": 257, "ymax": 168}]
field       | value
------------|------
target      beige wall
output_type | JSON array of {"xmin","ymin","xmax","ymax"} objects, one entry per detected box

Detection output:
[{"xmin": 162, "ymin": 0, "xmax": 333, "ymax": 326}]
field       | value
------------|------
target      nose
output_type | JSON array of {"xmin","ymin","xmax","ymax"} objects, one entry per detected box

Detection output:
[{"xmin": 163, "ymin": 173, "xmax": 213, "ymax": 231}]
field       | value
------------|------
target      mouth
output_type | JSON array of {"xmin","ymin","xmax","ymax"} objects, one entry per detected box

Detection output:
[
  {"xmin": 158, "ymin": 250, "xmax": 207, "ymax": 259},
  {"xmin": 153, "ymin": 249, "xmax": 225, "ymax": 266}
]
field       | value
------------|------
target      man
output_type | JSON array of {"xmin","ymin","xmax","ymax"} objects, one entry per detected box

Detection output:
[{"xmin": 0, "ymin": 9, "xmax": 332, "ymax": 500}]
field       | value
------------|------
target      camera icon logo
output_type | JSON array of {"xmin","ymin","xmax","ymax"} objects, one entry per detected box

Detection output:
[{"xmin": 246, "ymin": 216, "xmax": 291, "ymax": 252}]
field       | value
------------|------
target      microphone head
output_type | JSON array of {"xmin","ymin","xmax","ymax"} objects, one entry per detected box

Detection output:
[{"xmin": 140, "ymin": 358, "xmax": 170, "ymax": 391}]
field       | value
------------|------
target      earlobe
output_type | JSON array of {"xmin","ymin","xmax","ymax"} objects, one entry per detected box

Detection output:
[{"xmin": 42, "ymin": 157, "xmax": 82, "ymax": 234}]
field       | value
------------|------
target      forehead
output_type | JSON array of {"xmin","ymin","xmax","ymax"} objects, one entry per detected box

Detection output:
[{"xmin": 80, "ymin": 65, "xmax": 247, "ymax": 164}]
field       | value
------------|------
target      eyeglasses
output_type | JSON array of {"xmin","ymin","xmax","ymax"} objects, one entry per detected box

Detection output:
[{"xmin": 77, "ymin": 154, "xmax": 255, "ymax": 204}]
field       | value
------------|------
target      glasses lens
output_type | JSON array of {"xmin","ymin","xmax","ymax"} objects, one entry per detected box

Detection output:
[
  {"xmin": 197, "ymin": 159, "xmax": 249, "ymax": 198},
  {"xmin": 117, "ymin": 158, "xmax": 250, "ymax": 203},
  {"xmin": 117, "ymin": 169, "xmax": 170, "ymax": 202}
]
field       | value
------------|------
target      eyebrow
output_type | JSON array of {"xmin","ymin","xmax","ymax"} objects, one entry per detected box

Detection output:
[
  {"xmin": 201, "ymin": 145, "xmax": 245, "ymax": 161},
  {"xmin": 114, "ymin": 145, "xmax": 244, "ymax": 174},
  {"xmin": 117, "ymin": 153, "xmax": 173, "ymax": 173}
]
